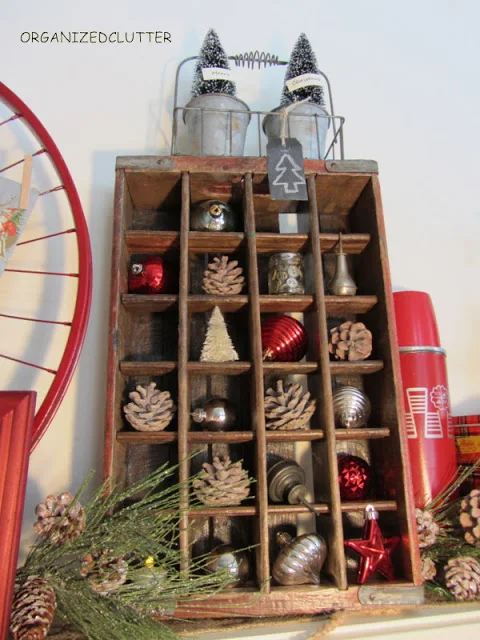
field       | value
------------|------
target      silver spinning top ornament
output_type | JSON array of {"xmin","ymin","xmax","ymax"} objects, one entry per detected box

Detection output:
[
  {"xmin": 328, "ymin": 233, "xmax": 357, "ymax": 296},
  {"xmin": 332, "ymin": 386, "xmax": 371, "ymax": 428},
  {"xmin": 205, "ymin": 545, "xmax": 250, "ymax": 587},
  {"xmin": 272, "ymin": 531, "xmax": 327, "ymax": 586},
  {"xmin": 191, "ymin": 397, "xmax": 237, "ymax": 431},
  {"xmin": 190, "ymin": 200, "xmax": 236, "ymax": 232}
]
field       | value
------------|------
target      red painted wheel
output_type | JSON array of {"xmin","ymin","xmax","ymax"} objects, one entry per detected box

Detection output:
[{"xmin": 0, "ymin": 82, "xmax": 92, "ymax": 451}]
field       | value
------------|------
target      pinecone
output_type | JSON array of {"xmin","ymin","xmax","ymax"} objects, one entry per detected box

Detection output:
[
  {"xmin": 459, "ymin": 489, "xmax": 480, "ymax": 546},
  {"xmin": 421, "ymin": 555, "xmax": 437, "ymax": 581},
  {"xmin": 264, "ymin": 380, "xmax": 316, "ymax": 430},
  {"xmin": 444, "ymin": 556, "xmax": 480, "ymax": 601},
  {"xmin": 202, "ymin": 255, "xmax": 245, "ymax": 295},
  {"xmin": 328, "ymin": 321, "xmax": 372, "ymax": 361},
  {"xmin": 192, "ymin": 456, "xmax": 251, "ymax": 506},
  {"xmin": 416, "ymin": 508, "xmax": 440, "ymax": 548},
  {"xmin": 80, "ymin": 549, "xmax": 128, "ymax": 596},
  {"xmin": 34, "ymin": 492, "xmax": 86, "ymax": 546},
  {"xmin": 10, "ymin": 576, "xmax": 56, "ymax": 640},
  {"xmin": 123, "ymin": 382, "xmax": 176, "ymax": 431}
]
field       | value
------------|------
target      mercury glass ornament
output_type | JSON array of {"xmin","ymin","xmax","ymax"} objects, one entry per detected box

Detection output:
[
  {"xmin": 268, "ymin": 252, "xmax": 305, "ymax": 295},
  {"xmin": 205, "ymin": 545, "xmax": 250, "ymax": 587},
  {"xmin": 332, "ymin": 386, "xmax": 371, "ymax": 428},
  {"xmin": 190, "ymin": 200, "xmax": 236, "ymax": 232},
  {"xmin": 272, "ymin": 532, "xmax": 327, "ymax": 586},
  {"xmin": 191, "ymin": 397, "xmax": 237, "ymax": 431}
]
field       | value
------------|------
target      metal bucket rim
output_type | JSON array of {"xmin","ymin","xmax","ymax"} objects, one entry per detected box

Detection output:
[
  {"xmin": 262, "ymin": 102, "xmax": 330, "ymax": 134},
  {"xmin": 183, "ymin": 93, "xmax": 251, "ymax": 124}
]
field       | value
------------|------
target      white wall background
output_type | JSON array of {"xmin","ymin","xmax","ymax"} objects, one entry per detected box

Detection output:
[{"xmin": 2, "ymin": 0, "xmax": 480, "ymax": 637}]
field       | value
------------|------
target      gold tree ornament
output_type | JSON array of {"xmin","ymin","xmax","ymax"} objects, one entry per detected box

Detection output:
[
  {"xmin": 200, "ymin": 305, "xmax": 239, "ymax": 362},
  {"xmin": 202, "ymin": 255, "xmax": 245, "ymax": 295},
  {"xmin": 328, "ymin": 321, "xmax": 372, "ymax": 361},
  {"xmin": 193, "ymin": 456, "xmax": 251, "ymax": 506},
  {"xmin": 123, "ymin": 382, "xmax": 176, "ymax": 431},
  {"xmin": 10, "ymin": 576, "xmax": 56, "ymax": 640},
  {"xmin": 34, "ymin": 492, "xmax": 86, "ymax": 546},
  {"xmin": 264, "ymin": 380, "xmax": 316, "ymax": 430}
]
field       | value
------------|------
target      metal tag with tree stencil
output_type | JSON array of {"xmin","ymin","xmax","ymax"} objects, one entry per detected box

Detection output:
[{"xmin": 267, "ymin": 138, "xmax": 307, "ymax": 201}]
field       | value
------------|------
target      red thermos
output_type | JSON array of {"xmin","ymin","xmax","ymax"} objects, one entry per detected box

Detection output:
[{"xmin": 393, "ymin": 291, "xmax": 457, "ymax": 508}]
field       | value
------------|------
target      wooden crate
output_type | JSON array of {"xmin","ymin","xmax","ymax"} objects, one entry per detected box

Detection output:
[{"xmin": 104, "ymin": 156, "xmax": 422, "ymax": 618}]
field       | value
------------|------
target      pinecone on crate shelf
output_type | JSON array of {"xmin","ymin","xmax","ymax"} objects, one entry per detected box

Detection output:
[
  {"xmin": 328, "ymin": 321, "xmax": 372, "ymax": 361},
  {"xmin": 444, "ymin": 556, "xmax": 480, "ymax": 600},
  {"xmin": 202, "ymin": 255, "xmax": 245, "ymax": 295},
  {"xmin": 123, "ymin": 382, "xmax": 176, "ymax": 431},
  {"xmin": 193, "ymin": 456, "xmax": 251, "ymax": 506},
  {"xmin": 264, "ymin": 380, "xmax": 316, "ymax": 430},
  {"xmin": 10, "ymin": 576, "xmax": 56, "ymax": 640},
  {"xmin": 421, "ymin": 555, "xmax": 437, "ymax": 581},
  {"xmin": 80, "ymin": 550, "xmax": 128, "ymax": 596},
  {"xmin": 416, "ymin": 508, "xmax": 440, "ymax": 548},
  {"xmin": 34, "ymin": 492, "xmax": 86, "ymax": 546},
  {"xmin": 459, "ymin": 489, "xmax": 480, "ymax": 546}
]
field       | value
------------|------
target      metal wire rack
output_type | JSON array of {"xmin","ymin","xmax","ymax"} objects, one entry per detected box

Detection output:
[{"xmin": 171, "ymin": 52, "xmax": 345, "ymax": 159}]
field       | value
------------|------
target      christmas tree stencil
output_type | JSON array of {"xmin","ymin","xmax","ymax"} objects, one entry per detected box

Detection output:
[
  {"xmin": 191, "ymin": 29, "xmax": 236, "ymax": 98},
  {"xmin": 272, "ymin": 153, "xmax": 306, "ymax": 194},
  {"xmin": 281, "ymin": 33, "xmax": 325, "ymax": 107},
  {"xmin": 200, "ymin": 305, "xmax": 239, "ymax": 362}
]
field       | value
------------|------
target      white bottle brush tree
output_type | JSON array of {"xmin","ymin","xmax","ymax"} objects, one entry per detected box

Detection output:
[
  {"xmin": 200, "ymin": 305, "xmax": 239, "ymax": 362},
  {"xmin": 281, "ymin": 33, "xmax": 325, "ymax": 107},
  {"xmin": 191, "ymin": 28, "xmax": 236, "ymax": 98}
]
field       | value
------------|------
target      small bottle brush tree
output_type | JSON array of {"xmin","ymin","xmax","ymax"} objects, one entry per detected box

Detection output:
[
  {"xmin": 200, "ymin": 305, "xmax": 239, "ymax": 362},
  {"xmin": 191, "ymin": 28, "xmax": 236, "ymax": 98},
  {"xmin": 280, "ymin": 33, "xmax": 325, "ymax": 107}
]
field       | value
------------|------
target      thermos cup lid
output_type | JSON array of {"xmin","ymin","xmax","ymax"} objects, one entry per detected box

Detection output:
[{"xmin": 393, "ymin": 291, "xmax": 441, "ymax": 348}]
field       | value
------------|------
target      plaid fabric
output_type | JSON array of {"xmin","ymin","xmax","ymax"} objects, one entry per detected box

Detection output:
[{"xmin": 453, "ymin": 415, "xmax": 480, "ymax": 491}]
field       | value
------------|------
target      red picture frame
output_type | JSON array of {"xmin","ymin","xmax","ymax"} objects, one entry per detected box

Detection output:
[{"xmin": 0, "ymin": 391, "xmax": 35, "ymax": 639}]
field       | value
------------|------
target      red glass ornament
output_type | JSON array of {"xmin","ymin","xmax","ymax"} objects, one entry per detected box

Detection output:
[
  {"xmin": 261, "ymin": 315, "xmax": 308, "ymax": 362},
  {"xmin": 344, "ymin": 505, "xmax": 400, "ymax": 584},
  {"xmin": 128, "ymin": 256, "xmax": 169, "ymax": 294},
  {"xmin": 338, "ymin": 454, "xmax": 372, "ymax": 501}
]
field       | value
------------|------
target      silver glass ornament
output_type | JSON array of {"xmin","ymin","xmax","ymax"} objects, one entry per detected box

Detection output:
[
  {"xmin": 328, "ymin": 233, "xmax": 357, "ymax": 296},
  {"xmin": 272, "ymin": 531, "xmax": 327, "ymax": 586},
  {"xmin": 190, "ymin": 200, "xmax": 236, "ymax": 232},
  {"xmin": 205, "ymin": 545, "xmax": 250, "ymax": 587},
  {"xmin": 267, "ymin": 459, "xmax": 318, "ymax": 514},
  {"xmin": 332, "ymin": 386, "xmax": 371, "ymax": 428},
  {"xmin": 268, "ymin": 252, "xmax": 305, "ymax": 295},
  {"xmin": 191, "ymin": 397, "xmax": 237, "ymax": 431}
]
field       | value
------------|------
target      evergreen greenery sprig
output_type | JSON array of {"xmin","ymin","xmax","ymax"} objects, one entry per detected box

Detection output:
[
  {"xmin": 420, "ymin": 461, "xmax": 480, "ymax": 600},
  {"xmin": 15, "ymin": 462, "xmax": 244, "ymax": 640}
]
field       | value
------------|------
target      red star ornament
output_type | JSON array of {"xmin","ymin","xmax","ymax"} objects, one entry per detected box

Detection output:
[{"xmin": 344, "ymin": 505, "xmax": 400, "ymax": 584}]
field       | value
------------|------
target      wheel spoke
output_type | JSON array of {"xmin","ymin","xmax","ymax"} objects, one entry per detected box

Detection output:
[
  {"xmin": 0, "ymin": 313, "xmax": 72, "ymax": 326},
  {"xmin": 17, "ymin": 228, "xmax": 76, "ymax": 246},
  {"xmin": 0, "ymin": 113, "xmax": 21, "ymax": 127},
  {"xmin": 0, "ymin": 148, "xmax": 46, "ymax": 174},
  {"xmin": 0, "ymin": 353, "xmax": 57, "ymax": 374},
  {"xmin": 5, "ymin": 268, "xmax": 79, "ymax": 277}
]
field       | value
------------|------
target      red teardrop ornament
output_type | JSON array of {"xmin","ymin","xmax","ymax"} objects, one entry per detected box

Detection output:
[
  {"xmin": 128, "ymin": 256, "xmax": 169, "ymax": 294},
  {"xmin": 338, "ymin": 454, "xmax": 372, "ymax": 501},
  {"xmin": 261, "ymin": 315, "xmax": 308, "ymax": 362}
]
